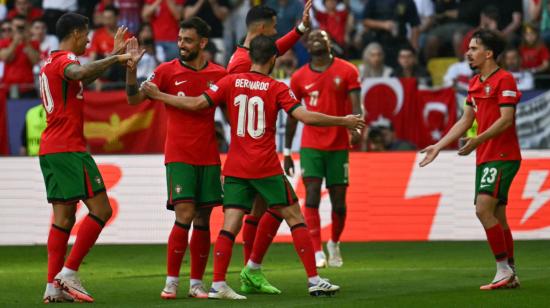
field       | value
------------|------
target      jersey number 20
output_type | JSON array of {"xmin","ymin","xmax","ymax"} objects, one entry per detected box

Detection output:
[{"xmin": 234, "ymin": 94, "xmax": 266, "ymax": 139}]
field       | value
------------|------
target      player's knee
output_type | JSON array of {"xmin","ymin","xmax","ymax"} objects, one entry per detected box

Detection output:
[
  {"xmin": 96, "ymin": 205, "xmax": 113, "ymax": 222},
  {"xmin": 281, "ymin": 204, "xmax": 304, "ymax": 225},
  {"xmin": 475, "ymin": 207, "xmax": 492, "ymax": 222},
  {"xmin": 332, "ymin": 205, "xmax": 346, "ymax": 216},
  {"xmin": 193, "ymin": 208, "xmax": 212, "ymax": 226},
  {"xmin": 55, "ymin": 216, "xmax": 76, "ymax": 230}
]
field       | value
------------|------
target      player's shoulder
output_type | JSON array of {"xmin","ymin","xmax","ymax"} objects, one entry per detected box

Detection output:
[
  {"xmin": 334, "ymin": 57, "xmax": 359, "ymax": 72},
  {"xmin": 494, "ymin": 68, "xmax": 515, "ymax": 82},
  {"xmin": 291, "ymin": 63, "xmax": 310, "ymax": 79},
  {"xmin": 206, "ymin": 61, "xmax": 228, "ymax": 75},
  {"xmin": 156, "ymin": 59, "xmax": 180, "ymax": 72}
]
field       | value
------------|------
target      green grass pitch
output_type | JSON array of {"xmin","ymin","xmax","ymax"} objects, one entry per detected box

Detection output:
[{"xmin": 1, "ymin": 241, "xmax": 549, "ymax": 307}]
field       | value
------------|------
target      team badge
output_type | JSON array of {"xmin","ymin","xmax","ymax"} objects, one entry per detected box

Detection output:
[
  {"xmin": 334, "ymin": 76, "xmax": 342, "ymax": 87},
  {"xmin": 95, "ymin": 176, "xmax": 102, "ymax": 184},
  {"xmin": 175, "ymin": 184, "xmax": 182, "ymax": 194},
  {"xmin": 67, "ymin": 53, "xmax": 77, "ymax": 61},
  {"xmin": 289, "ymin": 89, "xmax": 297, "ymax": 100},
  {"xmin": 484, "ymin": 85, "xmax": 491, "ymax": 96}
]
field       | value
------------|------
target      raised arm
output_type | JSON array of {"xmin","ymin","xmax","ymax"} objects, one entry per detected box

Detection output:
[
  {"xmin": 142, "ymin": 0, "xmax": 163, "ymax": 22},
  {"xmin": 141, "ymin": 81, "xmax": 210, "ymax": 110},
  {"xmin": 125, "ymin": 38, "xmax": 149, "ymax": 105},
  {"xmin": 275, "ymin": 0, "xmax": 311, "ymax": 55},
  {"xmin": 65, "ymin": 53, "xmax": 131, "ymax": 84}
]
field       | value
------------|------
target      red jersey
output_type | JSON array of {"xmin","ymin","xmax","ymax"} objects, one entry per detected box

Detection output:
[
  {"xmin": 39, "ymin": 51, "xmax": 86, "ymax": 155},
  {"xmin": 204, "ymin": 72, "xmax": 302, "ymax": 178},
  {"xmin": 291, "ymin": 57, "xmax": 360, "ymax": 151},
  {"xmin": 0, "ymin": 38, "xmax": 40, "ymax": 93},
  {"xmin": 145, "ymin": 0, "xmax": 184, "ymax": 42},
  {"xmin": 466, "ymin": 68, "xmax": 522, "ymax": 165},
  {"xmin": 519, "ymin": 44, "xmax": 550, "ymax": 69},
  {"xmin": 149, "ymin": 60, "xmax": 227, "ymax": 165},
  {"xmin": 315, "ymin": 11, "xmax": 348, "ymax": 46},
  {"xmin": 227, "ymin": 28, "xmax": 302, "ymax": 74}
]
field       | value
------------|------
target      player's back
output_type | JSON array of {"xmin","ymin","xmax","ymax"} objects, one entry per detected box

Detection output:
[
  {"xmin": 151, "ymin": 59, "xmax": 227, "ymax": 165},
  {"xmin": 39, "ymin": 50, "xmax": 86, "ymax": 155},
  {"xmin": 206, "ymin": 72, "xmax": 300, "ymax": 178}
]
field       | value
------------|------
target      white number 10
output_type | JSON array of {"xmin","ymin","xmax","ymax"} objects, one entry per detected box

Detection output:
[{"xmin": 234, "ymin": 94, "xmax": 266, "ymax": 139}]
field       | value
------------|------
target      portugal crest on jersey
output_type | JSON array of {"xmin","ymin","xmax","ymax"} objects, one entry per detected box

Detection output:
[
  {"xmin": 334, "ymin": 76, "xmax": 342, "ymax": 87},
  {"xmin": 484, "ymin": 85, "xmax": 491, "ymax": 96}
]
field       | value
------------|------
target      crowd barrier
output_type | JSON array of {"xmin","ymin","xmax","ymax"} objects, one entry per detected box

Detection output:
[{"xmin": 1, "ymin": 151, "xmax": 550, "ymax": 245}]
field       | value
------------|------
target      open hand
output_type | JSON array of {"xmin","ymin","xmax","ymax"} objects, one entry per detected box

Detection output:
[
  {"xmin": 457, "ymin": 137, "xmax": 480, "ymax": 156},
  {"xmin": 419, "ymin": 145, "xmax": 440, "ymax": 167},
  {"xmin": 112, "ymin": 26, "xmax": 129, "ymax": 55},
  {"xmin": 301, "ymin": 0, "xmax": 312, "ymax": 30},
  {"xmin": 126, "ymin": 37, "xmax": 146, "ymax": 71}
]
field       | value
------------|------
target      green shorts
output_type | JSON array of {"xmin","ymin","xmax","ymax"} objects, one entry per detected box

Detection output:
[
  {"xmin": 166, "ymin": 162, "xmax": 223, "ymax": 210},
  {"xmin": 39, "ymin": 152, "xmax": 105, "ymax": 203},
  {"xmin": 475, "ymin": 160, "xmax": 521, "ymax": 206},
  {"xmin": 300, "ymin": 148, "xmax": 349, "ymax": 187},
  {"xmin": 223, "ymin": 175, "xmax": 298, "ymax": 213}
]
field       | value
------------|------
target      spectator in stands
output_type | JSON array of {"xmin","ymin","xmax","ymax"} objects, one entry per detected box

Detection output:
[
  {"xmin": 423, "ymin": 0, "xmax": 483, "ymax": 61},
  {"xmin": 42, "ymin": 0, "xmax": 78, "ymax": 34},
  {"xmin": 184, "ymin": 0, "xmax": 230, "ymax": 63},
  {"xmin": 0, "ymin": 20, "xmax": 9, "ymax": 82},
  {"xmin": 392, "ymin": 45, "xmax": 432, "ymax": 86},
  {"xmin": 142, "ymin": 0, "xmax": 184, "ymax": 61},
  {"xmin": 265, "ymin": 0, "xmax": 304, "ymax": 36},
  {"xmin": 95, "ymin": 0, "xmax": 143, "ymax": 34},
  {"xmin": 492, "ymin": 0, "xmax": 522, "ymax": 39},
  {"xmin": 7, "ymin": 0, "xmax": 43, "ymax": 23},
  {"xmin": 365, "ymin": 126, "xmax": 387, "ymax": 151},
  {"xmin": 312, "ymin": 0, "xmax": 351, "ymax": 56},
  {"xmin": 377, "ymin": 122, "xmax": 416, "ymax": 151},
  {"xmin": 442, "ymin": 56, "xmax": 472, "ymax": 92},
  {"xmin": 460, "ymin": 5, "xmax": 503, "ymax": 59},
  {"xmin": 223, "ymin": 0, "xmax": 250, "ymax": 64},
  {"xmin": 413, "ymin": 0, "xmax": 435, "ymax": 48},
  {"xmin": 359, "ymin": 42, "xmax": 393, "ymax": 79},
  {"xmin": 204, "ymin": 40, "xmax": 219, "ymax": 64},
  {"xmin": 272, "ymin": 48, "xmax": 298, "ymax": 79},
  {"xmin": 501, "ymin": 48, "xmax": 535, "ymax": 91},
  {"xmin": 30, "ymin": 19, "xmax": 59, "ymax": 75},
  {"xmin": 136, "ymin": 23, "xmax": 165, "ymax": 83},
  {"xmin": 90, "ymin": 5, "xmax": 131, "ymax": 89},
  {"xmin": 362, "ymin": 0, "xmax": 420, "ymax": 67},
  {"xmin": 519, "ymin": 23, "xmax": 550, "ymax": 74},
  {"xmin": 0, "ymin": 15, "xmax": 40, "ymax": 98},
  {"xmin": 529, "ymin": 0, "xmax": 550, "ymax": 45}
]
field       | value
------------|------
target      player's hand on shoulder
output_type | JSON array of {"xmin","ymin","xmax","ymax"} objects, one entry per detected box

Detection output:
[
  {"xmin": 284, "ymin": 155, "xmax": 295, "ymax": 177},
  {"xmin": 343, "ymin": 114, "xmax": 365, "ymax": 130},
  {"xmin": 141, "ymin": 81, "xmax": 160, "ymax": 99},
  {"xmin": 419, "ymin": 145, "xmax": 440, "ymax": 167},
  {"xmin": 457, "ymin": 137, "xmax": 479, "ymax": 156}
]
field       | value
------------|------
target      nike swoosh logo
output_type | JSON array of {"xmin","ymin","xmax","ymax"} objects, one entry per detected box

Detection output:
[
  {"xmin": 305, "ymin": 83, "xmax": 315, "ymax": 90},
  {"xmin": 480, "ymin": 185, "xmax": 491, "ymax": 189},
  {"xmin": 175, "ymin": 80, "xmax": 187, "ymax": 86}
]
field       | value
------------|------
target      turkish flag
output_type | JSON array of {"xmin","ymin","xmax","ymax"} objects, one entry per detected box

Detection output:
[
  {"xmin": 362, "ymin": 78, "xmax": 420, "ymax": 145},
  {"xmin": 83, "ymin": 90, "xmax": 167, "ymax": 154},
  {"xmin": 417, "ymin": 87, "xmax": 457, "ymax": 149}
]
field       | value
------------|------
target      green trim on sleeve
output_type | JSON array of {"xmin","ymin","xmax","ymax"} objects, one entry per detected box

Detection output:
[
  {"xmin": 203, "ymin": 93, "xmax": 215, "ymax": 107},
  {"xmin": 499, "ymin": 104, "xmax": 516, "ymax": 108},
  {"xmin": 287, "ymin": 103, "xmax": 302, "ymax": 114}
]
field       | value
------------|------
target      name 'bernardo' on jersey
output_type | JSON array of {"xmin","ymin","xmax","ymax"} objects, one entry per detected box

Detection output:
[{"xmin": 235, "ymin": 78, "xmax": 270, "ymax": 91}]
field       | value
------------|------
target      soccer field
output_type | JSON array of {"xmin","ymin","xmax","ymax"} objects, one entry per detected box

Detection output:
[{"xmin": 1, "ymin": 241, "xmax": 549, "ymax": 307}]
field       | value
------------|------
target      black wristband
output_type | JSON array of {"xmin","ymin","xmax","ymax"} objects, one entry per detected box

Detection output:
[{"xmin": 126, "ymin": 84, "xmax": 138, "ymax": 96}]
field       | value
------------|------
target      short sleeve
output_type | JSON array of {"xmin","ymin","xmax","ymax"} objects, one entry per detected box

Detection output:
[
  {"xmin": 204, "ymin": 75, "xmax": 232, "ymax": 107},
  {"xmin": 498, "ymin": 75, "xmax": 521, "ymax": 106},
  {"xmin": 147, "ymin": 65, "xmax": 164, "ymax": 91},
  {"xmin": 289, "ymin": 74, "xmax": 303, "ymax": 101},
  {"xmin": 345, "ymin": 64, "xmax": 361, "ymax": 91},
  {"xmin": 58, "ymin": 52, "xmax": 80, "ymax": 80},
  {"xmin": 276, "ymin": 82, "xmax": 301, "ymax": 114}
]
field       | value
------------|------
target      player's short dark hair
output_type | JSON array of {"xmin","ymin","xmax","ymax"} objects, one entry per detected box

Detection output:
[
  {"xmin": 471, "ymin": 29, "xmax": 505, "ymax": 60},
  {"xmin": 246, "ymin": 5, "xmax": 277, "ymax": 27},
  {"xmin": 249, "ymin": 35, "xmax": 278, "ymax": 64},
  {"xmin": 56, "ymin": 13, "xmax": 89, "ymax": 42},
  {"xmin": 180, "ymin": 17, "xmax": 211, "ymax": 38},
  {"xmin": 103, "ymin": 5, "xmax": 120, "ymax": 16}
]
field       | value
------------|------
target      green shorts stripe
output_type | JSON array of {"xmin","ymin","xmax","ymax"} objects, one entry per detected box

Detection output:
[
  {"xmin": 165, "ymin": 162, "xmax": 223, "ymax": 210},
  {"xmin": 39, "ymin": 152, "xmax": 105, "ymax": 203}
]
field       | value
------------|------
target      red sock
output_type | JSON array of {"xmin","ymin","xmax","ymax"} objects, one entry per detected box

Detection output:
[
  {"xmin": 212, "ymin": 230, "xmax": 235, "ymax": 282},
  {"xmin": 166, "ymin": 222, "xmax": 190, "ymax": 277},
  {"xmin": 331, "ymin": 210, "xmax": 346, "ymax": 243},
  {"xmin": 242, "ymin": 215, "xmax": 259, "ymax": 264},
  {"xmin": 47, "ymin": 225, "xmax": 70, "ymax": 282},
  {"xmin": 291, "ymin": 223, "xmax": 318, "ymax": 278},
  {"xmin": 304, "ymin": 207, "xmax": 322, "ymax": 252},
  {"xmin": 250, "ymin": 210, "xmax": 283, "ymax": 264},
  {"xmin": 190, "ymin": 225, "xmax": 210, "ymax": 280},
  {"xmin": 484, "ymin": 224, "xmax": 508, "ymax": 262},
  {"xmin": 503, "ymin": 228, "xmax": 514, "ymax": 265},
  {"xmin": 65, "ymin": 214, "xmax": 104, "ymax": 271}
]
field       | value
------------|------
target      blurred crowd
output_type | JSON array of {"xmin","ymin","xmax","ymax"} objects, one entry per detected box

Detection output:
[{"xmin": 3, "ymin": 0, "xmax": 550, "ymax": 153}]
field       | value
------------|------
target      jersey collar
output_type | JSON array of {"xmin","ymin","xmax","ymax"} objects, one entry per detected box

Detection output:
[
  {"xmin": 480, "ymin": 67, "xmax": 500, "ymax": 82},
  {"xmin": 308, "ymin": 56, "xmax": 334, "ymax": 73},
  {"xmin": 179, "ymin": 60, "xmax": 209, "ymax": 71}
]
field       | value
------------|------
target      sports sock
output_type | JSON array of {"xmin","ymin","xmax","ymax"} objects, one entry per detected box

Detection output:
[
  {"xmin": 212, "ymin": 230, "xmax": 235, "ymax": 282},
  {"xmin": 166, "ymin": 276, "xmax": 179, "ymax": 285},
  {"xmin": 242, "ymin": 215, "xmax": 259, "ymax": 264},
  {"xmin": 246, "ymin": 260, "xmax": 261, "ymax": 270},
  {"xmin": 484, "ymin": 223, "xmax": 508, "ymax": 262},
  {"xmin": 47, "ymin": 225, "xmax": 70, "ymax": 283},
  {"xmin": 304, "ymin": 207, "xmax": 322, "ymax": 252},
  {"xmin": 166, "ymin": 221, "xmax": 190, "ymax": 277},
  {"xmin": 249, "ymin": 210, "xmax": 283, "ymax": 265},
  {"xmin": 503, "ymin": 228, "xmax": 514, "ymax": 267},
  {"xmin": 307, "ymin": 275, "xmax": 321, "ymax": 285},
  {"xmin": 290, "ymin": 223, "xmax": 318, "ymax": 278},
  {"xmin": 331, "ymin": 210, "xmax": 346, "ymax": 243},
  {"xmin": 64, "ymin": 214, "xmax": 104, "ymax": 271},
  {"xmin": 190, "ymin": 225, "xmax": 210, "ymax": 280}
]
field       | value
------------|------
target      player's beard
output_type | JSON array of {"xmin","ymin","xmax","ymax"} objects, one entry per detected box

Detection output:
[{"xmin": 180, "ymin": 48, "xmax": 199, "ymax": 62}]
